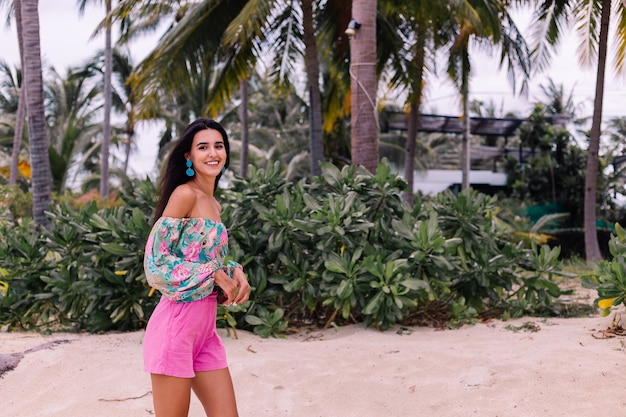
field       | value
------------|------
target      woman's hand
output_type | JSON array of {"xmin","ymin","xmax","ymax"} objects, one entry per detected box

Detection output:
[
  {"xmin": 213, "ymin": 269, "xmax": 238, "ymax": 305},
  {"xmin": 214, "ymin": 268, "xmax": 250, "ymax": 306},
  {"xmin": 232, "ymin": 269, "xmax": 250, "ymax": 305}
]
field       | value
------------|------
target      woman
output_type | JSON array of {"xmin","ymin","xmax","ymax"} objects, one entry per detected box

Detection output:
[{"xmin": 143, "ymin": 118, "xmax": 250, "ymax": 417}]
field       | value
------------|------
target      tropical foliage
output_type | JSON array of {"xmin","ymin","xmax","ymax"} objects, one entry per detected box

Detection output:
[
  {"xmin": 0, "ymin": 163, "xmax": 572, "ymax": 335},
  {"xmin": 3, "ymin": 0, "xmax": 626, "ymax": 336},
  {"xmin": 525, "ymin": 0, "xmax": 626, "ymax": 261},
  {"xmin": 585, "ymin": 223, "xmax": 626, "ymax": 315}
]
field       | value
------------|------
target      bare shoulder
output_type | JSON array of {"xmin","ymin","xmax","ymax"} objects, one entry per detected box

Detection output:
[{"xmin": 162, "ymin": 183, "xmax": 197, "ymax": 218}]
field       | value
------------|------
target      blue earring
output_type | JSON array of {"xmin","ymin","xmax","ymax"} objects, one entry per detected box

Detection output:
[
  {"xmin": 186, "ymin": 159, "xmax": 195, "ymax": 176},
  {"xmin": 221, "ymin": 167, "xmax": 227, "ymax": 174}
]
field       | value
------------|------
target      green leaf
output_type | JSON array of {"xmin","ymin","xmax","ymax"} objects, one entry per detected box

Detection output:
[
  {"xmin": 284, "ymin": 277, "xmax": 304, "ymax": 293},
  {"xmin": 400, "ymin": 278, "xmax": 429, "ymax": 291},
  {"xmin": 325, "ymin": 256, "xmax": 347, "ymax": 274},
  {"xmin": 321, "ymin": 163, "xmax": 342, "ymax": 187},
  {"xmin": 245, "ymin": 315, "xmax": 265, "ymax": 326},
  {"xmin": 337, "ymin": 280, "xmax": 353, "ymax": 299},
  {"xmin": 100, "ymin": 243, "xmax": 129, "ymax": 255},
  {"xmin": 363, "ymin": 291, "xmax": 383, "ymax": 315}
]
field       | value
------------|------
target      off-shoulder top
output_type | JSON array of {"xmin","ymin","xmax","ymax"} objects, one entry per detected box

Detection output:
[{"xmin": 144, "ymin": 216, "xmax": 242, "ymax": 302}]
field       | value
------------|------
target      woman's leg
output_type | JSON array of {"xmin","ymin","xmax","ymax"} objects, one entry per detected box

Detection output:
[
  {"xmin": 191, "ymin": 368, "xmax": 239, "ymax": 417},
  {"xmin": 151, "ymin": 374, "xmax": 193, "ymax": 417}
]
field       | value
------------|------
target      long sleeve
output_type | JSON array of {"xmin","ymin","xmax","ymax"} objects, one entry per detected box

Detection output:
[
  {"xmin": 144, "ymin": 217, "xmax": 229, "ymax": 302},
  {"xmin": 225, "ymin": 260, "xmax": 243, "ymax": 277}
]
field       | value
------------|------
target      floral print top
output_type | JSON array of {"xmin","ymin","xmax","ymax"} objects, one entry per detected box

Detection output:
[{"xmin": 144, "ymin": 216, "xmax": 242, "ymax": 303}]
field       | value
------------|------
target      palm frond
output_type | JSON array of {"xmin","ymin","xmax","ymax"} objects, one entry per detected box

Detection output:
[
  {"xmin": 529, "ymin": 0, "xmax": 573, "ymax": 74},
  {"xmin": 613, "ymin": 0, "xmax": 626, "ymax": 75},
  {"xmin": 573, "ymin": 0, "xmax": 602, "ymax": 68},
  {"xmin": 130, "ymin": 0, "xmax": 249, "ymax": 118}
]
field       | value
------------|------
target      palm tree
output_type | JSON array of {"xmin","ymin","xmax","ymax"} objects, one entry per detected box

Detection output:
[
  {"xmin": 378, "ymin": 0, "xmax": 453, "ymax": 200},
  {"xmin": 239, "ymin": 79, "xmax": 249, "ymax": 178},
  {"xmin": 302, "ymin": 0, "xmax": 324, "ymax": 175},
  {"xmin": 0, "ymin": 61, "xmax": 21, "ymax": 152},
  {"xmin": 349, "ymin": 0, "xmax": 378, "ymax": 173},
  {"xmin": 87, "ymin": 47, "xmax": 138, "ymax": 175},
  {"xmin": 0, "ymin": 0, "xmax": 28, "ymax": 187},
  {"xmin": 316, "ymin": 0, "xmax": 352, "ymax": 164},
  {"xmin": 78, "ymin": 0, "xmax": 113, "ymax": 198},
  {"xmin": 20, "ymin": 0, "xmax": 52, "ymax": 227},
  {"xmin": 111, "ymin": 49, "xmax": 136, "ymax": 175},
  {"xmin": 604, "ymin": 116, "xmax": 626, "ymax": 204},
  {"xmin": 528, "ymin": 0, "xmax": 626, "ymax": 260},
  {"xmin": 216, "ymin": 74, "xmax": 311, "ymax": 179},
  {"xmin": 110, "ymin": 0, "xmax": 331, "ymax": 177},
  {"xmin": 538, "ymin": 78, "xmax": 581, "ymax": 119},
  {"xmin": 44, "ymin": 66, "xmax": 103, "ymax": 193},
  {"xmin": 446, "ymin": 0, "xmax": 530, "ymax": 190}
]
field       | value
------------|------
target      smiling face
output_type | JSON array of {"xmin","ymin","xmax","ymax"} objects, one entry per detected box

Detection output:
[{"xmin": 185, "ymin": 128, "xmax": 227, "ymax": 178}]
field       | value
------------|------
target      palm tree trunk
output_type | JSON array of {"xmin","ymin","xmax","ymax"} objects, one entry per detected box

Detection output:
[
  {"xmin": 239, "ymin": 79, "xmax": 249, "ymax": 178},
  {"xmin": 122, "ymin": 121, "xmax": 133, "ymax": 174},
  {"xmin": 584, "ymin": 0, "xmax": 611, "ymax": 261},
  {"xmin": 403, "ymin": 36, "xmax": 426, "ymax": 203},
  {"xmin": 10, "ymin": 0, "xmax": 26, "ymax": 187},
  {"xmin": 404, "ymin": 100, "xmax": 418, "ymax": 203},
  {"xmin": 10, "ymin": 88, "xmax": 25, "ymax": 186},
  {"xmin": 461, "ymin": 51, "xmax": 471, "ymax": 190},
  {"xmin": 302, "ymin": 0, "xmax": 324, "ymax": 177},
  {"xmin": 100, "ymin": 0, "xmax": 112, "ymax": 198},
  {"xmin": 350, "ymin": 0, "xmax": 378, "ymax": 173},
  {"xmin": 21, "ymin": 0, "xmax": 52, "ymax": 228}
]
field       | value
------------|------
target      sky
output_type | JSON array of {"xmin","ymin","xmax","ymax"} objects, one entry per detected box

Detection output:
[
  {"xmin": 0, "ymin": 1, "xmax": 163, "ymax": 178},
  {"xmin": 2, "ymin": 1, "xmax": 626, "ymax": 178}
]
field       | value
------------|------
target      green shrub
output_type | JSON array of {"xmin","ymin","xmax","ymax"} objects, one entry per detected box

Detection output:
[
  {"xmin": 45, "ymin": 202, "xmax": 155, "ymax": 331},
  {"xmin": 0, "ymin": 179, "xmax": 157, "ymax": 332},
  {"xmin": 584, "ymin": 223, "xmax": 626, "ymax": 315},
  {"xmin": 0, "ymin": 218, "xmax": 55, "ymax": 329},
  {"xmin": 0, "ymin": 162, "xmax": 568, "ymax": 336}
]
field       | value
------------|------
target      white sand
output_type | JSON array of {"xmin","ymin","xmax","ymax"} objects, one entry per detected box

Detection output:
[{"xmin": 1, "ymin": 312, "xmax": 626, "ymax": 417}]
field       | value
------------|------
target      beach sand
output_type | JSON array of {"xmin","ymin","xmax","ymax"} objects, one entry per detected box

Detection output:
[{"xmin": 1, "ymin": 310, "xmax": 626, "ymax": 417}]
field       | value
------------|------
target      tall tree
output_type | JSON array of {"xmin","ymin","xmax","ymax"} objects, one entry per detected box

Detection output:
[
  {"xmin": 447, "ymin": 0, "xmax": 530, "ymax": 190},
  {"xmin": 97, "ymin": 47, "xmax": 137, "ymax": 175},
  {"xmin": 113, "ymin": 0, "xmax": 332, "ymax": 177},
  {"xmin": 349, "ymin": 0, "xmax": 378, "ymax": 173},
  {"xmin": 538, "ymin": 78, "xmax": 581, "ymax": 118},
  {"xmin": 585, "ymin": 0, "xmax": 611, "ymax": 260},
  {"xmin": 0, "ymin": 61, "xmax": 25, "ymax": 180},
  {"xmin": 239, "ymin": 79, "xmax": 249, "ymax": 178},
  {"xmin": 528, "ymin": 0, "xmax": 626, "ymax": 260},
  {"xmin": 45, "ymin": 66, "xmax": 103, "ymax": 193},
  {"xmin": 378, "ymin": 0, "xmax": 454, "ymax": 200},
  {"xmin": 79, "ymin": 0, "xmax": 113, "ymax": 198},
  {"xmin": 20, "ymin": 0, "xmax": 51, "ymax": 227},
  {"xmin": 6, "ymin": 0, "xmax": 26, "ymax": 187},
  {"xmin": 302, "ymin": 0, "xmax": 324, "ymax": 175}
]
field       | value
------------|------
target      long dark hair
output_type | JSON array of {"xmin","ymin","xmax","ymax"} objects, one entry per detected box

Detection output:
[{"xmin": 152, "ymin": 119, "xmax": 230, "ymax": 223}]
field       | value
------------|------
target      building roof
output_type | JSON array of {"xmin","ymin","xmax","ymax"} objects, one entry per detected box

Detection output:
[{"xmin": 382, "ymin": 112, "xmax": 525, "ymax": 137}]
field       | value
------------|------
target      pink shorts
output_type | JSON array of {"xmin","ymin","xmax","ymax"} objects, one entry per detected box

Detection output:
[{"xmin": 143, "ymin": 293, "xmax": 227, "ymax": 378}]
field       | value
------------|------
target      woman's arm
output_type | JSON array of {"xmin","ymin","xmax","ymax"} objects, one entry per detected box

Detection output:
[{"xmin": 144, "ymin": 217, "xmax": 222, "ymax": 302}]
